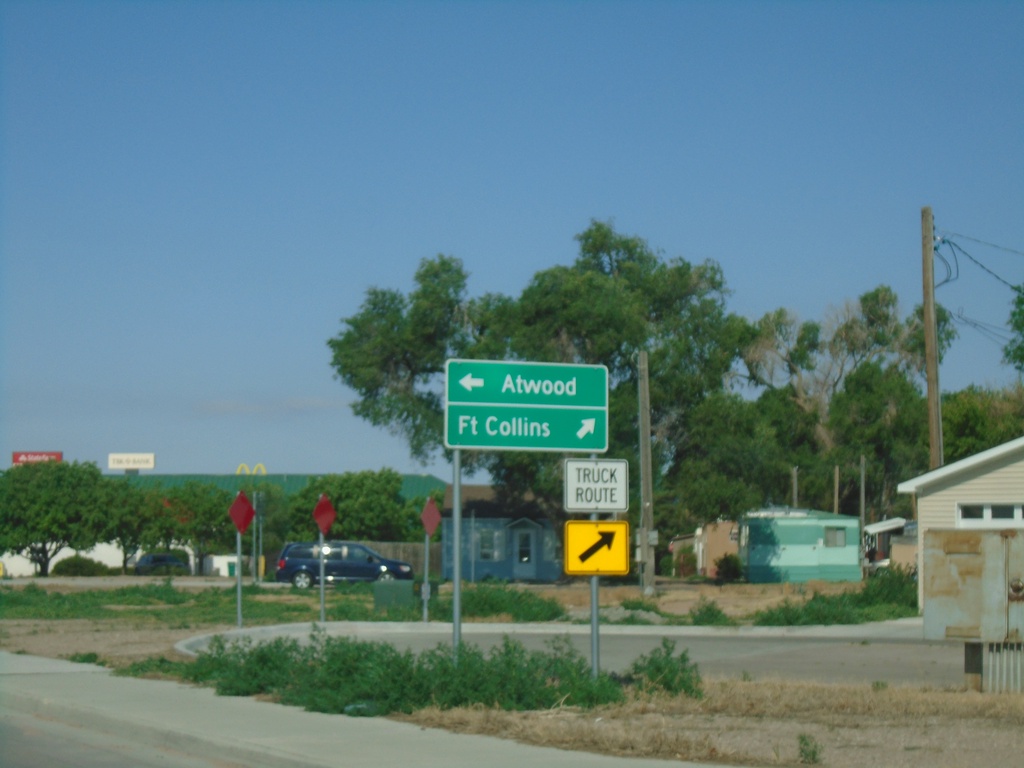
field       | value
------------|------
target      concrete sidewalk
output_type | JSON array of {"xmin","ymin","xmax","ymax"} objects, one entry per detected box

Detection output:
[{"xmin": 0, "ymin": 651, "xmax": 717, "ymax": 768}]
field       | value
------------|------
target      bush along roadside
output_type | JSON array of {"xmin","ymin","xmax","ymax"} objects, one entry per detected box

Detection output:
[
  {"xmin": 751, "ymin": 566, "xmax": 918, "ymax": 626},
  {"xmin": 163, "ymin": 628, "xmax": 703, "ymax": 716}
]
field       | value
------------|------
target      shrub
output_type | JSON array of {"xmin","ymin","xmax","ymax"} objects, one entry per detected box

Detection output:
[
  {"xmin": 688, "ymin": 596, "xmax": 734, "ymax": 626},
  {"xmin": 627, "ymin": 638, "xmax": 703, "ymax": 698},
  {"xmin": 52, "ymin": 555, "xmax": 113, "ymax": 577},
  {"xmin": 859, "ymin": 565, "xmax": 917, "ymax": 610},
  {"xmin": 714, "ymin": 553, "xmax": 743, "ymax": 583},
  {"xmin": 798, "ymin": 733, "xmax": 823, "ymax": 764},
  {"xmin": 438, "ymin": 583, "xmax": 565, "ymax": 622},
  {"xmin": 184, "ymin": 630, "xmax": 623, "ymax": 715},
  {"xmin": 675, "ymin": 548, "xmax": 698, "ymax": 578},
  {"xmin": 752, "ymin": 566, "xmax": 918, "ymax": 626}
]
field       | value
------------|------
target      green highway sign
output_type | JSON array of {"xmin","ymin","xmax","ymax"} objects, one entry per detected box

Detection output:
[{"xmin": 445, "ymin": 359, "xmax": 609, "ymax": 452}]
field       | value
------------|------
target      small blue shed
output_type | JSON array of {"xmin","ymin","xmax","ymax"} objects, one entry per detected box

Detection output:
[
  {"xmin": 739, "ymin": 508, "xmax": 862, "ymax": 583},
  {"xmin": 441, "ymin": 484, "xmax": 563, "ymax": 583}
]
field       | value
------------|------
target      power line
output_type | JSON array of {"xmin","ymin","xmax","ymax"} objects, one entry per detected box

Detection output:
[
  {"xmin": 940, "ymin": 239, "xmax": 1017, "ymax": 290},
  {"xmin": 940, "ymin": 230, "xmax": 1024, "ymax": 258},
  {"xmin": 952, "ymin": 309, "xmax": 1012, "ymax": 347}
]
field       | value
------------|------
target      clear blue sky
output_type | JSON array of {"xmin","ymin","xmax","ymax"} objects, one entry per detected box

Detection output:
[{"xmin": 2, "ymin": 1, "xmax": 1022, "ymax": 479}]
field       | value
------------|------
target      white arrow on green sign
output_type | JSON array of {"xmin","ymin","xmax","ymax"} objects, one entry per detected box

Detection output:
[{"xmin": 444, "ymin": 359, "xmax": 609, "ymax": 452}]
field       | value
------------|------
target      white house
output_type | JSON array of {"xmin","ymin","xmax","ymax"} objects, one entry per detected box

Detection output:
[{"xmin": 897, "ymin": 434, "xmax": 1024, "ymax": 608}]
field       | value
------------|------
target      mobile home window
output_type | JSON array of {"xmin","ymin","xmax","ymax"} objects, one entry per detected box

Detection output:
[{"xmin": 824, "ymin": 527, "xmax": 846, "ymax": 547}]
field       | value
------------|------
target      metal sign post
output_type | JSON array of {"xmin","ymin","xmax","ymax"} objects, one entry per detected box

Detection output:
[
  {"xmin": 420, "ymin": 498, "xmax": 441, "ymax": 622},
  {"xmin": 562, "ymin": 457, "xmax": 630, "ymax": 679},
  {"xmin": 313, "ymin": 495, "xmax": 337, "ymax": 625},
  {"xmin": 228, "ymin": 492, "xmax": 256, "ymax": 628},
  {"xmin": 443, "ymin": 359, "xmax": 611, "ymax": 666}
]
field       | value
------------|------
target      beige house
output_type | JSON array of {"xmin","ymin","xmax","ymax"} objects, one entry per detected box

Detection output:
[
  {"xmin": 694, "ymin": 520, "xmax": 739, "ymax": 579},
  {"xmin": 897, "ymin": 435, "xmax": 1024, "ymax": 608}
]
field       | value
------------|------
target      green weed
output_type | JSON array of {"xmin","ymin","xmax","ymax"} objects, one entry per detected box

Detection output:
[
  {"xmin": 688, "ymin": 596, "xmax": 735, "ymax": 626},
  {"xmin": 797, "ymin": 733, "xmax": 823, "ymax": 764},
  {"xmin": 437, "ymin": 583, "xmax": 565, "ymax": 622},
  {"xmin": 626, "ymin": 638, "xmax": 703, "ymax": 698}
]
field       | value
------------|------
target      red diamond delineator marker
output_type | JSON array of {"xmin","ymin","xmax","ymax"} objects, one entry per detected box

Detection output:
[
  {"xmin": 229, "ymin": 491, "xmax": 256, "ymax": 534},
  {"xmin": 313, "ymin": 494, "xmax": 337, "ymax": 536},
  {"xmin": 421, "ymin": 498, "xmax": 441, "ymax": 537}
]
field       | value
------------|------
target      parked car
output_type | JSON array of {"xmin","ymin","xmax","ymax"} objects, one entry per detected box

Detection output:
[
  {"xmin": 134, "ymin": 553, "xmax": 190, "ymax": 576},
  {"xmin": 275, "ymin": 541, "xmax": 414, "ymax": 588}
]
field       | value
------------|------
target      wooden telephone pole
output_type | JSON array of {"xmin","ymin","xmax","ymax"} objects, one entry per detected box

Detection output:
[
  {"xmin": 922, "ymin": 206, "xmax": 944, "ymax": 469},
  {"xmin": 638, "ymin": 351, "xmax": 655, "ymax": 595}
]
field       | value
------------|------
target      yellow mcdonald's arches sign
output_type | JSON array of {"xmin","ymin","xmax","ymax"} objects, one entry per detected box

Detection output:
[{"xmin": 235, "ymin": 463, "xmax": 267, "ymax": 475}]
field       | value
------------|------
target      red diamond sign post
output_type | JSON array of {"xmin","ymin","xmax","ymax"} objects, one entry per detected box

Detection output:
[
  {"xmin": 313, "ymin": 494, "xmax": 337, "ymax": 623},
  {"xmin": 314, "ymin": 494, "xmax": 337, "ymax": 535},
  {"xmin": 228, "ymin": 492, "xmax": 256, "ymax": 627},
  {"xmin": 229, "ymin": 491, "xmax": 256, "ymax": 534},
  {"xmin": 420, "ymin": 498, "xmax": 442, "ymax": 621},
  {"xmin": 421, "ymin": 498, "xmax": 441, "ymax": 536}
]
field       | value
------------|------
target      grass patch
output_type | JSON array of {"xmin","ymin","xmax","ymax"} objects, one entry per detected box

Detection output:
[
  {"xmin": 0, "ymin": 582, "xmax": 411, "ymax": 626},
  {"xmin": 751, "ymin": 567, "xmax": 917, "ymax": 626},
  {"xmin": 436, "ymin": 583, "xmax": 565, "ymax": 622},
  {"xmin": 182, "ymin": 629, "xmax": 626, "ymax": 715},
  {"xmin": 687, "ymin": 596, "xmax": 735, "ymax": 626}
]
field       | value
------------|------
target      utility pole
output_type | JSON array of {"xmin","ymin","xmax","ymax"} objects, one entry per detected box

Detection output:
[
  {"xmin": 922, "ymin": 206, "xmax": 943, "ymax": 469},
  {"xmin": 860, "ymin": 455, "xmax": 867, "ymax": 578},
  {"xmin": 637, "ymin": 351, "xmax": 655, "ymax": 595}
]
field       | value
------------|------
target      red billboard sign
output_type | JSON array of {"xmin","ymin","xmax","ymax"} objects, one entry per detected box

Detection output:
[{"xmin": 12, "ymin": 452, "xmax": 63, "ymax": 465}]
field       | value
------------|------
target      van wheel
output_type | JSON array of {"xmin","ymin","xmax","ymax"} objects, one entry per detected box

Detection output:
[{"xmin": 292, "ymin": 571, "xmax": 313, "ymax": 589}]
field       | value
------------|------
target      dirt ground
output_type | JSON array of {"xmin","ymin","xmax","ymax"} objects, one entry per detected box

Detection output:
[{"xmin": 2, "ymin": 578, "xmax": 1023, "ymax": 767}]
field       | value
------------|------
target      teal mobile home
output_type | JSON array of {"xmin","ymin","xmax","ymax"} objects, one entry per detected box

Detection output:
[{"xmin": 739, "ymin": 508, "xmax": 861, "ymax": 583}]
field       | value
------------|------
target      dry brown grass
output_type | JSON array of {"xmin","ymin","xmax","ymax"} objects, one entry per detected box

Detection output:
[{"xmin": 397, "ymin": 678, "xmax": 1024, "ymax": 767}]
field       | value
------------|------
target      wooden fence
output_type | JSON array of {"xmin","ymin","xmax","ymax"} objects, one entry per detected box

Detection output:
[{"xmin": 362, "ymin": 541, "xmax": 442, "ymax": 580}]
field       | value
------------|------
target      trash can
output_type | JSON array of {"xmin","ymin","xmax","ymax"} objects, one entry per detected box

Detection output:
[
  {"xmin": 228, "ymin": 562, "xmax": 236, "ymax": 577},
  {"xmin": 373, "ymin": 580, "xmax": 414, "ymax": 611}
]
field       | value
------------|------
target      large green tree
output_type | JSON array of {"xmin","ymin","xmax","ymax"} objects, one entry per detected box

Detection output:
[
  {"xmin": 163, "ymin": 481, "xmax": 233, "ymax": 575},
  {"xmin": 826, "ymin": 362, "xmax": 927, "ymax": 519},
  {"xmin": 744, "ymin": 286, "xmax": 955, "ymax": 454},
  {"xmin": 1003, "ymin": 286, "xmax": 1024, "ymax": 374},
  {"xmin": 105, "ymin": 481, "xmax": 169, "ymax": 573},
  {"xmin": 942, "ymin": 384, "xmax": 1024, "ymax": 463},
  {"xmin": 328, "ymin": 221, "xmax": 752, "ymax": 537},
  {"xmin": 287, "ymin": 470, "xmax": 419, "ymax": 542},
  {"xmin": 0, "ymin": 461, "xmax": 109, "ymax": 576}
]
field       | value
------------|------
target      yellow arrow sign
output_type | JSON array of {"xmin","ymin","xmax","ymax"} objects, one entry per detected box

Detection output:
[{"xmin": 563, "ymin": 520, "xmax": 630, "ymax": 576}]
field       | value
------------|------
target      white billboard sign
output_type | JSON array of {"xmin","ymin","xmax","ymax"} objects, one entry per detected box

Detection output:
[
  {"xmin": 563, "ymin": 458, "xmax": 629, "ymax": 513},
  {"xmin": 108, "ymin": 453, "xmax": 156, "ymax": 471}
]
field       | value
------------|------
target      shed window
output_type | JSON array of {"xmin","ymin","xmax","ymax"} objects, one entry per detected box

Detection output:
[
  {"xmin": 824, "ymin": 527, "xmax": 846, "ymax": 548},
  {"xmin": 956, "ymin": 504, "xmax": 1024, "ymax": 528},
  {"xmin": 960, "ymin": 505, "xmax": 984, "ymax": 520}
]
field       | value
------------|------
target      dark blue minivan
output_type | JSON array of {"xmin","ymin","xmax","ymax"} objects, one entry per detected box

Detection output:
[{"xmin": 275, "ymin": 541, "xmax": 414, "ymax": 588}]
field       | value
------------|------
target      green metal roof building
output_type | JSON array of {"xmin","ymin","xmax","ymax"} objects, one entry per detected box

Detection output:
[{"xmin": 117, "ymin": 473, "xmax": 447, "ymax": 502}]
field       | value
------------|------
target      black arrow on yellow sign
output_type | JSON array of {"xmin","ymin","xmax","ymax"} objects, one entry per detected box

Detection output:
[{"xmin": 578, "ymin": 530, "xmax": 616, "ymax": 563}]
